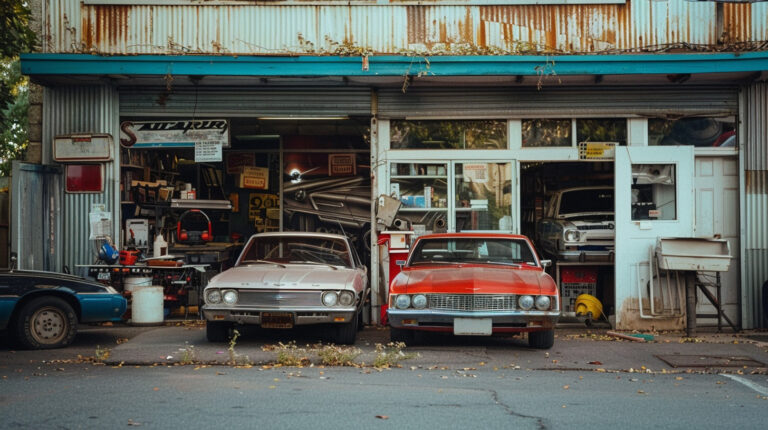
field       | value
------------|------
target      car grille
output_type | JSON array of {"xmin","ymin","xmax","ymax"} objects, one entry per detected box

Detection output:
[
  {"xmin": 236, "ymin": 290, "xmax": 321, "ymax": 307},
  {"xmin": 427, "ymin": 294, "xmax": 517, "ymax": 311},
  {"xmin": 577, "ymin": 225, "xmax": 613, "ymax": 231}
]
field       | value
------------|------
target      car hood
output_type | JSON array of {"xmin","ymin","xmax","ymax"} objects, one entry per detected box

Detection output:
[
  {"xmin": 208, "ymin": 265, "xmax": 357, "ymax": 290},
  {"xmin": 395, "ymin": 265, "xmax": 545, "ymax": 295}
]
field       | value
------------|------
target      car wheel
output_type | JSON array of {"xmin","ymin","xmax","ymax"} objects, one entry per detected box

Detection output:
[
  {"xmin": 389, "ymin": 327, "xmax": 415, "ymax": 345},
  {"xmin": 528, "ymin": 329, "xmax": 555, "ymax": 349},
  {"xmin": 334, "ymin": 314, "xmax": 358, "ymax": 345},
  {"xmin": 15, "ymin": 296, "xmax": 78, "ymax": 350},
  {"xmin": 206, "ymin": 321, "xmax": 232, "ymax": 343}
]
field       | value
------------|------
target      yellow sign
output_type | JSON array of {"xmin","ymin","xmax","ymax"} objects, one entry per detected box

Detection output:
[
  {"xmin": 578, "ymin": 142, "xmax": 616, "ymax": 160},
  {"xmin": 248, "ymin": 193, "xmax": 278, "ymax": 220}
]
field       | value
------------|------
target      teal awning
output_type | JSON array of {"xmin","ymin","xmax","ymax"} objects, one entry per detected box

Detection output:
[{"xmin": 21, "ymin": 52, "xmax": 768, "ymax": 78}]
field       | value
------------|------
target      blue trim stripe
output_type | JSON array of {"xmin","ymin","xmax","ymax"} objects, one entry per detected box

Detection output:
[{"xmin": 20, "ymin": 52, "xmax": 768, "ymax": 77}]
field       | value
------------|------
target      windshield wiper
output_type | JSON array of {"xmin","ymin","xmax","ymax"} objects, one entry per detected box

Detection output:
[
  {"xmin": 291, "ymin": 261, "xmax": 339, "ymax": 270},
  {"xmin": 243, "ymin": 259, "xmax": 286, "ymax": 268},
  {"xmin": 478, "ymin": 260, "xmax": 522, "ymax": 267}
]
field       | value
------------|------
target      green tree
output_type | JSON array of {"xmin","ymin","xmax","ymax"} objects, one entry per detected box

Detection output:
[{"xmin": 1, "ymin": 0, "xmax": 37, "ymax": 176}]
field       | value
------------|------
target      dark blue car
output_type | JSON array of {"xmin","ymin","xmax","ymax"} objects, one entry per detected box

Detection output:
[{"xmin": 0, "ymin": 269, "xmax": 127, "ymax": 349}]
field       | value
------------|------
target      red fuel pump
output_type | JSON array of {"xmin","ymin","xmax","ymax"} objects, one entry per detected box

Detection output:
[{"xmin": 378, "ymin": 231, "xmax": 414, "ymax": 325}]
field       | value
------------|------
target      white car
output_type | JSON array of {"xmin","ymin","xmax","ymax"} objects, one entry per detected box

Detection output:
[
  {"xmin": 202, "ymin": 232, "xmax": 369, "ymax": 344},
  {"xmin": 535, "ymin": 186, "xmax": 615, "ymax": 262}
]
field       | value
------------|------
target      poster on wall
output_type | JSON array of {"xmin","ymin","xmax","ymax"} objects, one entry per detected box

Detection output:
[{"xmin": 119, "ymin": 119, "xmax": 230, "ymax": 149}]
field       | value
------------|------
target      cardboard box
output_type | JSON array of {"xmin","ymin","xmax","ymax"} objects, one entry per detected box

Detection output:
[{"xmin": 235, "ymin": 166, "xmax": 269, "ymax": 190}]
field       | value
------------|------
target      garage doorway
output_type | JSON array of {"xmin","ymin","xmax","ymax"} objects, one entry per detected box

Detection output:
[{"xmin": 520, "ymin": 161, "xmax": 615, "ymax": 322}]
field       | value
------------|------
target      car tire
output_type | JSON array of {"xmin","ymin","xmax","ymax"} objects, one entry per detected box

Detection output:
[
  {"xmin": 389, "ymin": 327, "xmax": 415, "ymax": 345},
  {"xmin": 528, "ymin": 329, "xmax": 555, "ymax": 349},
  {"xmin": 206, "ymin": 321, "xmax": 232, "ymax": 343},
  {"xmin": 334, "ymin": 314, "xmax": 358, "ymax": 345},
  {"xmin": 15, "ymin": 296, "xmax": 78, "ymax": 350}
]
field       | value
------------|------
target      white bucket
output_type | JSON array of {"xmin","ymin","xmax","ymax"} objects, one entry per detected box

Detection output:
[
  {"xmin": 124, "ymin": 276, "xmax": 153, "ymax": 293},
  {"xmin": 131, "ymin": 286, "xmax": 164, "ymax": 325}
]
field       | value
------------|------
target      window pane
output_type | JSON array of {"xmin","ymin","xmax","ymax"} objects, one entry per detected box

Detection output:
[
  {"xmin": 66, "ymin": 164, "xmax": 103, "ymax": 193},
  {"xmin": 390, "ymin": 163, "xmax": 448, "ymax": 208},
  {"xmin": 648, "ymin": 117, "xmax": 736, "ymax": 147},
  {"xmin": 455, "ymin": 163, "xmax": 512, "ymax": 231},
  {"xmin": 577, "ymin": 119, "xmax": 627, "ymax": 146},
  {"xmin": 631, "ymin": 164, "xmax": 676, "ymax": 220},
  {"xmin": 522, "ymin": 119, "xmax": 571, "ymax": 147},
  {"xmin": 390, "ymin": 120, "xmax": 507, "ymax": 150}
]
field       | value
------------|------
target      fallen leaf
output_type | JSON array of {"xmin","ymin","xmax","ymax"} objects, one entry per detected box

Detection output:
[
  {"xmin": 376, "ymin": 415, "xmax": 389, "ymax": 420},
  {"xmin": 637, "ymin": 390, "xmax": 646, "ymax": 395},
  {"xmin": 675, "ymin": 376, "xmax": 683, "ymax": 381},
  {"xmin": 127, "ymin": 419, "xmax": 142, "ymax": 426},
  {"xmin": 269, "ymin": 385, "xmax": 276, "ymax": 389},
  {"xmin": 152, "ymin": 387, "xmax": 159, "ymax": 391},
  {"xmin": 588, "ymin": 361, "xmax": 603, "ymax": 365},
  {"xmin": 563, "ymin": 385, "xmax": 570, "ymax": 390}
]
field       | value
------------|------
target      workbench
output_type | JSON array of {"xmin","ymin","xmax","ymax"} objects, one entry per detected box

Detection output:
[{"xmin": 77, "ymin": 263, "xmax": 214, "ymax": 314}]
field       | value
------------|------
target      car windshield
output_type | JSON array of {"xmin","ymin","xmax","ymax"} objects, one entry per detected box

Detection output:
[
  {"xmin": 409, "ymin": 237, "xmax": 538, "ymax": 266},
  {"xmin": 559, "ymin": 189, "xmax": 613, "ymax": 215},
  {"xmin": 239, "ymin": 236, "xmax": 352, "ymax": 268}
]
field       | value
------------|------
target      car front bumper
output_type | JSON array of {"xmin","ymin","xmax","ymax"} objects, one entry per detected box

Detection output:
[
  {"xmin": 203, "ymin": 306, "xmax": 357, "ymax": 326},
  {"xmin": 387, "ymin": 309, "xmax": 559, "ymax": 333}
]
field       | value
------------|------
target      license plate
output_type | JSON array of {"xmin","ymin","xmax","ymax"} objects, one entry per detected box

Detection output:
[
  {"xmin": 453, "ymin": 318, "xmax": 492, "ymax": 336},
  {"xmin": 261, "ymin": 312, "xmax": 294, "ymax": 329},
  {"xmin": 97, "ymin": 272, "xmax": 111, "ymax": 281}
]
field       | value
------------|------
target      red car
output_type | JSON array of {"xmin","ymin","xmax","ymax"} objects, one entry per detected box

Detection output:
[{"xmin": 387, "ymin": 233, "xmax": 560, "ymax": 349}]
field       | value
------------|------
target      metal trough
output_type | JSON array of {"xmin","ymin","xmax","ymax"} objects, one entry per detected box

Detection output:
[{"xmin": 655, "ymin": 237, "xmax": 732, "ymax": 272}]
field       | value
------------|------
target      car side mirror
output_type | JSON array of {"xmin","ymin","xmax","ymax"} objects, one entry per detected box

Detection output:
[{"xmin": 540, "ymin": 259, "xmax": 552, "ymax": 268}]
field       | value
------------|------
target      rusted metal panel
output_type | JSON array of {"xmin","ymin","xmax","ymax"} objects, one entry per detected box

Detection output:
[{"xmin": 43, "ymin": 2, "xmax": 765, "ymax": 55}]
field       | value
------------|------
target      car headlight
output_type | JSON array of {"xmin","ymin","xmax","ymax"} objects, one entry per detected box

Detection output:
[
  {"xmin": 338, "ymin": 290, "xmax": 355, "ymax": 307},
  {"xmin": 411, "ymin": 294, "xmax": 427, "ymax": 309},
  {"xmin": 322, "ymin": 291, "xmax": 339, "ymax": 307},
  {"xmin": 206, "ymin": 289, "xmax": 222, "ymax": 304},
  {"xmin": 518, "ymin": 295, "xmax": 534, "ymax": 310},
  {"xmin": 394, "ymin": 294, "xmax": 411, "ymax": 310},
  {"xmin": 535, "ymin": 295, "xmax": 551, "ymax": 311},
  {"xmin": 563, "ymin": 228, "xmax": 581, "ymax": 243},
  {"xmin": 223, "ymin": 290, "xmax": 239, "ymax": 305}
]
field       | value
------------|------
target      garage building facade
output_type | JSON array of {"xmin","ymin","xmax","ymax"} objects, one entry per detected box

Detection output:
[{"xmin": 16, "ymin": 0, "xmax": 768, "ymax": 331}]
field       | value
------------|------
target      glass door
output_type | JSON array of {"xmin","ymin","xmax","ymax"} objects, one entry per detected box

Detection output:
[{"xmin": 452, "ymin": 162, "xmax": 515, "ymax": 233}]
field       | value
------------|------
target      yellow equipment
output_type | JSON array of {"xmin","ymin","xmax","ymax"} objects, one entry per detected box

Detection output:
[{"xmin": 574, "ymin": 294, "xmax": 603, "ymax": 326}]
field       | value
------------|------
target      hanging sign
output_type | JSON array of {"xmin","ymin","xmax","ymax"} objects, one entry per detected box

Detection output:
[
  {"xmin": 195, "ymin": 141, "xmax": 223, "ymax": 162},
  {"xmin": 119, "ymin": 119, "xmax": 229, "ymax": 149}
]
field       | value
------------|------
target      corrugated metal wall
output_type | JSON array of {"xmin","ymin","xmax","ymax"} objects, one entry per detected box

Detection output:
[
  {"xmin": 376, "ymin": 86, "xmax": 739, "ymax": 118},
  {"xmin": 742, "ymin": 82, "xmax": 768, "ymax": 329},
  {"xmin": 43, "ymin": 85, "xmax": 120, "ymax": 276},
  {"xmin": 10, "ymin": 162, "xmax": 62, "ymax": 271},
  {"xmin": 40, "ymin": 1, "xmax": 767, "ymax": 55},
  {"xmin": 119, "ymin": 88, "xmax": 372, "ymax": 116}
]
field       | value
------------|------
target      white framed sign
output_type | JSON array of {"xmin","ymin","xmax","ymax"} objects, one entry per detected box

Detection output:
[
  {"xmin": 53, "ymin": 134, "xmax": 113, "ymax": 162},
  {"xmin": 119, "ymin": 119, "xmax": 230, "ymax": 149}
]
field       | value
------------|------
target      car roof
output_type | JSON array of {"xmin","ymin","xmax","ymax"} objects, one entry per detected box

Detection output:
[
  {"xmin": 248, "ymin": 231, "xmax": 349, "ymax": 241},
  {"xmin": 556, "ymin": 186, "xmax": 613, "ymax": 192},
  {"xmin": 414, "ymin": 232, "xmax": 530, "ymax": 241}
]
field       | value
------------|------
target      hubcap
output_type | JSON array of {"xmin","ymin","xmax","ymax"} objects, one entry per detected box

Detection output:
[{"xmin": 30, "ymin": 306, "xmax": 67, "ymax": 345}]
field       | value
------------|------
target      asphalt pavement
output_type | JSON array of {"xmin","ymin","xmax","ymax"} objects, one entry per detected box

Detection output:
[{"xmin": 2, "ymin": 320, "xmax": 768, "ymax": 374}]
